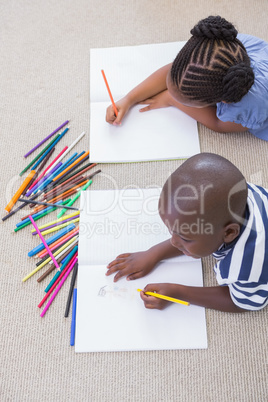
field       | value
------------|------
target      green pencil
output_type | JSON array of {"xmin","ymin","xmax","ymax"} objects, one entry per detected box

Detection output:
[
  {"xmin": 19, "ymin": 134, "xmax": 60, "ymax": 176},
  {"xmin": 14, "ymin": 199, "xmax": 71, "ymax": 232}
]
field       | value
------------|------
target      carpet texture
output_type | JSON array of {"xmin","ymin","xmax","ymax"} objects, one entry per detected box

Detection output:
[{"xmin": 0, "ymin": 1, "xmax": 267, "ymax": 401}]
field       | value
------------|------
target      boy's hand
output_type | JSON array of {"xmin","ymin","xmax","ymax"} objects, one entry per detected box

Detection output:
[
  {"xmin": 106, "ymin": 251, "xmax": 156, "ymax": 282},
  {"xmin": 140, "ymin": 283, "xmax": 179, "ymax": 310},
  {"xmin": 105, "ymin": 96, "xmax": 132, "ymax": 125}
]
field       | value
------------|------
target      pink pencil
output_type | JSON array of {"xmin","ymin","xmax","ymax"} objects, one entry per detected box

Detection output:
[
  {"xmin": 38, "ymin": 254, "xmax": 77, "ymax": 308},
  {"xmin": 37, "ymin": 228, "xmax": 79, "ymax": 259},
  {"xmin": 28, "ymin": 215, "xmax": 60, "ymax": 269},
  {"xmin": 28, "ymin": 146, "xmax": 68, "ymax": 191},
  {"xmin": 40, "ymin": 257, "xmax": 77, "ymax": 317}
]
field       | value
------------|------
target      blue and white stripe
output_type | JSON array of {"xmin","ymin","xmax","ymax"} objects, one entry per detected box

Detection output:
[{"xmin": 213, "ymin": 183, "xmax": 268, "ymax": 311}]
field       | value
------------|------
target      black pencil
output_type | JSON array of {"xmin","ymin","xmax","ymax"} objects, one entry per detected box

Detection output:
[
  {"xmin": 64, "ymin": 262, "xmax": 78, "ymax": 317},
  {"xmin": 18, "ymin": 198, "xmax": 79, "ymax": 211}
]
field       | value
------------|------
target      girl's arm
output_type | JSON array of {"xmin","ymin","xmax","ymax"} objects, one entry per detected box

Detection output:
[
  {"xmin": 139, "ymin": 90, "xmax": 248, "ymax": 133},
  {"xmin": 106, "ymin": 64, "xmax": 172, "ymax": 125}
]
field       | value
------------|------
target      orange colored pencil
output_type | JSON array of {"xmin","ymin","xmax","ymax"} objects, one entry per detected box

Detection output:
[
  {"xmin": 37, "ymin": 227, "xmax": 79, "ymax": 259},
  {"xmin": 52, "ymin": 151, "xmax": 89, "ymax": 182},
  {"xmin": 41, "ymin": 163, "xmax": 98, "ymax": 200},
  {"xmin": 101, "ymin": 69, "xmax": 118, "ymax": 117},
  {"xmin": 5, "ymin": 170, "xmax": 36, "ymax": 212}
]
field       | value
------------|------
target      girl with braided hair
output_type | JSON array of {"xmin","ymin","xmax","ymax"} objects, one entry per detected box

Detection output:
[{"xmin": 106, "ymin": 16, "xmax": 268, "ymax": 140}]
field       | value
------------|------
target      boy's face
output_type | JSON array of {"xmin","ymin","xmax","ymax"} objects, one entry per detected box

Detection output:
[{"xmin": 159, "ymin": 207, "xmax": 225, "ymax": 259}]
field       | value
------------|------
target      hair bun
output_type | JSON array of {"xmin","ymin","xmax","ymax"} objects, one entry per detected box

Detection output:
[
  {"xmin": 190, "ymin": 16, "xmax": 238, "ymax": 41},
  {"xmin": 222, "ymin": 62, "xmax": 254, "ymax": 102}
]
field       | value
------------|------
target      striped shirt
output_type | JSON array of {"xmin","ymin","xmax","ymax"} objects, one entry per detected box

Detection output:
[{"xmin": 213, "ymin": 183, "xmax": 268, "ymax": 311}]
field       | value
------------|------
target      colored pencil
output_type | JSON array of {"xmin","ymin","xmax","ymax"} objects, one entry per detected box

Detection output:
[
  {"xmin": 64, "ymin": 263, "xmax": 78, "ymax": 317},
  {"xmin": 40, "ymin": 218, "xmax": 79, "ymax": 236},
  {"xmin": 26, "ymin": 161, "xmax": 62, "ymax": 196},
  {"xmin": 70, "ymin": 288, "xmax": 77, "ymax": 346},
  {"xmin": 27, "ymin": 146, "xmax": 68, "ymax": 191},
  {"xmin": 41, "ymin": 176, "xmax": 86, "ymax": 202},
  {"xmin": 37, "ymin": 241, "xmax": 78, "ymax": 283},
  {"xmin": 37, "ymin": 227, "xmax": 79, "ymax": 259},
  {"xmin": 52, "ymin": 151, "xmax": 89, "ymax": 182},
  {"xmin": 29, "ymin": 127, "xmax": 69, "ymax": 175},
  {"xmin": 5, "ymin": 170, "xmax": 36, "ymax": 213},
  {"xmin": 28, "ymin": 223, "xmax": 76, "ymax": 257},
  {"xmin": 43, "ymin": 154, "xmax": 90, "ymax": 193},
  {"xmin": 57, "ymin": 179, "xmax": 92, "ymax": 218},
  {"xmin": 49, "ymin": 239, "xmax": 78, "ymax": 264},
  {"xmin": 44, "ymin": 247, "xmax": 78, "ymax": 293},
  {"xmin": 32, "ymin": 216, "xmax": 79, "ymax": 235},
  {"xmin": 2, "ymin": 192, "xmax": 40, "ymax": 222},
  {"xmin": 137, "ymin": 289, "xmax": 190, "ymax": 306},
  {"xmin": 44, "ymin": 131, "xmax": 86, "ymax": 177},
  {"xmin": 22, "ymin": 148, "xmax": 55, "ymax": 196},
  {"xmin": 19, "ymin": 134, "xmax": 60, "ymax": 176},
  {"xmin": 38, "ymin": 254, "xmax": 77, "ymax": 308},
  {"xmin": 53, "ymin": 162, "xmax": 97, "ymax": 188},
  {"xmin": 15, "ymin": 200, "xmax": 71, "ymax": 230},
  {"xmin": 40, "ymin": 257, "xmax": 77, "ymax": 317},
  {"xmin": 29, "ymin": 215, "xmax": 60, "ymax": 268},
  {"xmin": 18, "ymin": 198, "xmax": 79, "ymax": 211},
  {"xmin": 35, "ymin": 237, "xmax": 77, "ymax": 269},
  {"xmin": 101, "ymin": 69, "xmax": 118, "ymax": 117},
  {"xmin": 32, "ymin": 242, "xmax": 75, "ymax": 282},
  {"xmin": 24, "ymin": 120, "xmax": 69, "ymax": 158},
  {"xmin": 22, "ymin": 232, "xmax": 74, "ymax": 282},
  {"xmin": 30, "ymin": 211, "xmax": 80, "ymax": 232}
]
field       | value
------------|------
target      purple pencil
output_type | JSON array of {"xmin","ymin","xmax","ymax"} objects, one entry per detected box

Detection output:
[
  {"xmin": 24, "ymin": 120, "xmax": 69, "ymax": 158},
  {"xmin": 32, "ymin": 214, "xmax": 80, "ymax": 235}
]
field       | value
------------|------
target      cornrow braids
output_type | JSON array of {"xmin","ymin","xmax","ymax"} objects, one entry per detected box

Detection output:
[{"xmin": 171, "ymin": 16, "xmax": 254, "ymax": 104}]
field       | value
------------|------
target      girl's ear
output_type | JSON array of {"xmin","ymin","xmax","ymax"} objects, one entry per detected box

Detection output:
[{"xmin": 223, "ymin": 223, "xmax": 241, "ymax": 243}]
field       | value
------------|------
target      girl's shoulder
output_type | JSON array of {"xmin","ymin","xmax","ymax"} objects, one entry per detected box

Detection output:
[{"xmin": 238, "ymin": 33, "xmax": 268, "ymax": 62}]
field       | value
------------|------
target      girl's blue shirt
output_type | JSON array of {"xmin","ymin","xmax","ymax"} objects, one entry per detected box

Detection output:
[{"xmin": 216, "ymin": 34, "xmax": 268, "ymax": 140}]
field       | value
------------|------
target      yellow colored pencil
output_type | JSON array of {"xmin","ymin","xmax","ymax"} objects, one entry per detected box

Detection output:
[
  {"xmin": 40, "ymin": 218, "xmax": 80, "ymax": 235},
  {"xmin": 30, "ymin": 211, "xmax": 80, "ymax": 232},
  {"xmin": 22, "ymin": 236, "xmax": 78, "ymax": 282},
  {"xmin": 137, "ymin": 289, "xmax": 190, "ymax": 306}
]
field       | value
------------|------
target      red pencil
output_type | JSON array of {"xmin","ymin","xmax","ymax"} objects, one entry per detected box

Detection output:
[{"xmin": 101, "ymin": 69, "xmax": 118, "ymax": 117}]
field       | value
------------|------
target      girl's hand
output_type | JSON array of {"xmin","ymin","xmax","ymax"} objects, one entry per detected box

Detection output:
[
  {"xmin": 106, "ymin": 251, "xmax": 156, "ymax": 282},
  {"xmin": 140, "ymin": 283, "xmax": 180, "ymax": 310},
  {"xmin": 105, "ymin": 96, "xmax": 132, "ymax": 125},
  {"xmin": 138, "ymin": 90, "xmax": 173, "ymax": 112}
]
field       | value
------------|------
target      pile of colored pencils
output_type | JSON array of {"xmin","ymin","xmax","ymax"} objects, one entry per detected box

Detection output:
[{"xmin": 2, "ymin": 121, "xmax": 101, "ymax": 324}]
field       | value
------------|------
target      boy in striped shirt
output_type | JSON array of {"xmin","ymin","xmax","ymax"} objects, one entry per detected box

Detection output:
[{"xmin": 106, "ymin": 153, "xmax": 268, "ymax": 312}]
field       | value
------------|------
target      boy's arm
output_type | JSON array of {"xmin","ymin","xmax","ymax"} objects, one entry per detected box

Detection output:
[{"xmin": 140, "ymin": 283, "xmax": 245, "ymax": 312}]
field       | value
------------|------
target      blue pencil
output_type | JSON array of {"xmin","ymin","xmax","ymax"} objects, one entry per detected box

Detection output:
[
  {"xmin": 70, "ymin": 288, "xmax": 77, "ymax": 346},
  {"xmin": 28, "ymin": 223, "xmax": 76, "ymax": 257}
]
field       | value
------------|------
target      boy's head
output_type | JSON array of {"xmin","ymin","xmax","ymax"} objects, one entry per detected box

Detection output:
[
  {"xmin": 167, "ymin": 15, "xmax": 254, "ymax": 106},
  {"xmin": 159, "ymin": 153, "xmax": 248, "ymax": 258}
]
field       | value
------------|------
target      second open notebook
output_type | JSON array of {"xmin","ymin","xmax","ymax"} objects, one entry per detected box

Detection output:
[
  {"xmin": 76, "ymin": 188, "xmax": 207, "ymax": 352},
  {"xmin": 90, "ymin": 41, "xmax": 200, "ymax": 163}
]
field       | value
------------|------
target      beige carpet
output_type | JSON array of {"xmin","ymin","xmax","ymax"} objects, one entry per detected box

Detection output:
[{"xmin": 0, "ymin": 1, "xmax": 267, "ymax": 401}]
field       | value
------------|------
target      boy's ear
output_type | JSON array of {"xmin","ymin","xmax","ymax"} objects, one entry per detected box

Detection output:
[{"xmin": 223, "ymin": 223, "xmax": 241, "ymax": 243}]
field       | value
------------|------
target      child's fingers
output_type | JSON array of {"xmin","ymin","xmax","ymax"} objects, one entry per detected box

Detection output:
[
  {"xmin": 139, "ymin": 105, "xmax": 152, "ymax": 112},
  {"xmin": 106, "ymin": 253, "xmax": 131, "ymax": 269}
]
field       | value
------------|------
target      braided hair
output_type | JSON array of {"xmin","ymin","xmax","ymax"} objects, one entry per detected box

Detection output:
[{"xmin": 170, "ymin": 16, "xmax": 254, "ymax": 104}]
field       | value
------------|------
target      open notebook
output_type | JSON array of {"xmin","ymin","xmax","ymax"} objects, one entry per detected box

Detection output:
[
  {"xmin": 89, "ymin": 42, "xmax": 200, "ymax": 162},
  {"xmin": 76, "ymin": 188, "xmax": 207, "ymax": 352}
]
